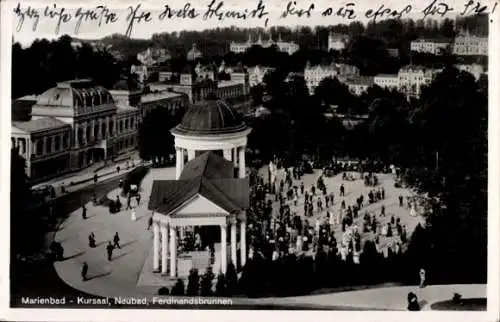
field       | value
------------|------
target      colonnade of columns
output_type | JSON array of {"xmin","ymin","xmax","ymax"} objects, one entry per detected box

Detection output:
[
  {"xmin": 16, "ymin": 132, "xmax": 71, "ymax": 158},
  {"xmin": 175, "ymin": 145, "xmax": 246, "ymax": 180},
  {"xmin": 152, "ymin": 218, "xmax": 247, "ymax": 277},
  {"xmin": 74, "ymin": 115, "xmax": 122, "ymax": 148}
]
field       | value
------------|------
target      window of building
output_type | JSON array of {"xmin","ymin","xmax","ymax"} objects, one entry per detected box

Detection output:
[
  {"xmin": 54, "ymin": 136, "xmax": 61, "ymax": 151},
  {"xmin": 125, "ymin": 119, "xmax": 129, "ymax": 130},
  {"xmin": 46, "ymin": 137, "xmax": 52, "ymax": 154}
]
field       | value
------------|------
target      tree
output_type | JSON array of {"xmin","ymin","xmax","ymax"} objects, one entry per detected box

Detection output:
[
  {"xmin": 200, "ymin": 266, "xmax": 215, "ymax": 296},
  {"xmin": 138, "ymin": 107, "xmax": 182, "ymax": 164},
  {"xmin": 225, "ymin": 263, "xmax": 238, "ymax": 295},
  {"xmin": 186, "ymin": 268, "xmax": 200, "ymax": 296},
  {"xmin": 171, "ymin": 279, "xmax": 185, "ymax": 295},
  {"xmin": 11, "ymin": 147, "xmax": 30, "ymax": 212},
  {"xmin": 215, "ymin": 272, "xmax": 226, "ymax": 296}
]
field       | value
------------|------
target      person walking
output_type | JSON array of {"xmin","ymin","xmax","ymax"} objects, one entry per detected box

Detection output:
[
  {"xmin": 419, "ymin": 268, "xmax": 426, "ymax": 288},
  {"xmin": 106, "ymin": 241, "xmax": 114, "ymax": 261},
  {"xmin": 126, "ymin": 196, "xmax": 131, "ymax": 210},
  {"xmin": 81, "ymin": 262, "xmax": 89, "ymax": 281},
  {"xmin": 147, "ymin": 216, "xmax": 153, "ymax": 230},
  {"xmin": 340, "ymin": 184, "xmax": 345, "ymax": 197},
  {"xmin": 399, "ymin": 195, "xmax": 404, "ymax": 207},
  {"xmin": 81, "ymin": 205, "xmax": 87, "ymax": 220},
  {"xmin": 88, "ymin": 232, "xmax": 96, "ymax": 248},
  {"xmin": 113, "ymin": 232, "xmax": 121, "ymax": 249}
]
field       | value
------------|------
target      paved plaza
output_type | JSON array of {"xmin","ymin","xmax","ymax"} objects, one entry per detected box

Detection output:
[{"xmin": 52, "ymin": 165, "xmax": 484, "ymax": 308}]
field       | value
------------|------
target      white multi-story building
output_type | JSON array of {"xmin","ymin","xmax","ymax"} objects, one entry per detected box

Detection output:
[
  {"xmin": 131, "ymin": 64, "xmax": 148, "ymax": 84},
  {"xmin": 453, "ymin": 30, "xmax": 488, "ymax": 56},
  {"xmin": 328, "ymin": 33, "xmax": 349, "ymax": 51},
  {"xmin": 137, "ymin": 47, "xmax": 171, "ymax": 66},
  {"xmin": 410, "ymin": 38, "xmax": 452, "ymax": 55},
  {"xmin": 248, "ymin": 65, "xmax": 274, "ymax": 87},
  {"xmin": 374, "ymin": 74, "xmax": 399, "ymax": 89},
  {"xmin": 187, "ymin": 43, "xmax": 203, "ymax": 61},
  {"xmin": 345, "ymin": 76, "xmax": 374, "ymax": 96},
  {"xmin": 304, "ymin": 62, "xmax": 360, "ymax": 95},
  {"xmin": 454, "ymin": 63, "xmax": 485, "ymax": 80},
  {"xmin": 230, "ymin": 34, "xmax": 299, "ymax": 55},
  {"xmin": 398, "ymin": 65, "xmax": 439, "ymax": 98}
]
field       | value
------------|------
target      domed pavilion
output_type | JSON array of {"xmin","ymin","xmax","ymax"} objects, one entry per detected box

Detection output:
[{"xmin": 147, "ymin": 95, "xmax": 251, "ymax": 278}]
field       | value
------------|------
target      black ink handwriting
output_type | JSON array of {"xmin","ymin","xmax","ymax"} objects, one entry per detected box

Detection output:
[
  {"xmin": 44, "ymin": 4, "xmax": 72, "ymax": 35},
  {"xmin": 13, "ymin": 3, "xmax": 40, "ymax": 32},
  {"xmin": 203, "ymin": 0, "xmax": 269, "ymax": 24},
  {"xmin": 422, "ymin": 0, "xmax": 454, "ymax": 18},
  {"xmin": 125, "ymin": 4, "xmax": 152, "ymax": 38},
  {"xmin": 159, "ymin": 3, "xmax": 199, "ymax": 20},
  {"xmin": 460, "ymin": 0, "xmax": 489, "ymax": 16},
  {"xmin": 281, "ymin": 1, "xmax": 315, "ymax": 18},
  {"xmin": 365, "ymin": 4, "xmax": 412, "ymax": 22},
  {"xmin": 74, "ymin": 6, "xmax": 118, "ymax": 35}
]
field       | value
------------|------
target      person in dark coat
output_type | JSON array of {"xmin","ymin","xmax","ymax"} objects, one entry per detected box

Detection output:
[
  {"xmin": 147, "ymin": 216, "xmax": 153, "ymax": 230},
  {"xmin": 81, "ymin": 262, "xmax": 89, "ymax": 281},
  {"xmin": 340, "ymin": 184, "xmax": 345, "ymax": 197},
  {"xmin": 81, "ymin": 205, "xmax": 87, "ymax": 220},
  {"xmin": 106, "ymin": 242, "xmax": 114, "ymax": 261},
  {"xmin": 88, "ymin": 232, "xmax": 96, "ymax": 248},
  {"xmin": 113, "ymin": 232, "xmax": 121, "ymax": 249},
  {"xmin": 399, "ymin": 195, "xmax": 404, "ymax": 207},
  {"xmin": 115, "ymin": 196, "xmax": 122, "ymax": 211},
  {"xmin": 407, "ymin": 292, "xmax": 420, "ymax": 311}
]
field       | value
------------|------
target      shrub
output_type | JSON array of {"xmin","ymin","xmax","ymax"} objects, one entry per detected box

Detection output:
[{"xmin": 158, "ymin": 287, "xmax": 169, "ymax": 295}]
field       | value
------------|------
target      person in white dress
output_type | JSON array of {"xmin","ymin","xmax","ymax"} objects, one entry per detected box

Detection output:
[{"xmin": 131, "ymin": 208, "xmax": 137, "ymax": 221}]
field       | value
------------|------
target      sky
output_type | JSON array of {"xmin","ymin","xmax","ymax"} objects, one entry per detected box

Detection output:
[{"xmin": 8, "ymin": 0, "xmax": 496, "ymax": 46}]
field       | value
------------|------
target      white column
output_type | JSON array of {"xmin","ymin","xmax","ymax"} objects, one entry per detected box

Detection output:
[
  {"xmin": 233, "ymin": 148, "xmax": 238, "ymax": 167},
  {"xmin": 231, "ymin": 221, "xmax": 237, "ymax": 267},
  {"xmin": 223, "ymin": 148, "xmax": 232, "ymax": 161},
  {"xmin": 176, "ymin": 148, "xmax": 183, "ymax": 180},
  {"xmin": 220, "ymin": 224, "xmax": 227, "ymax": 274},
  {"xmin": 105, "ymin": 117, "xmax": 110, "ymax": 138},
  {"xmin": 97, "ymin": 119, "xmax": 102, "ymax": 140},
  {"xmin": 240, "ymin": 220, "xmax": 247, "ymax": 267},
  {"xmin": 82, "ymin": 122, "xmax": 87, "ymax": 145},
  {"xmin": 169, "ymin": 226, "xmax": 177, "ymax": 278},
  {"xmin": 26, "ymin": 139, "xmax": 31, "ymax": 160},
  {"xmin": 31, "ymin": 139, "xmax": 37, "ymax": 155},
  {"xmin": 187, "ymin": 149, "xmax": 196, "ymax": 161},
  {"xmin": 90, "ymin": 120, "xmax": 95, "ymax": 141},
  {"xmin": 153, "ymin": 222, "xmax": 160, "ymax": 271},
  {"xmin": 161, "ymin": 224, "xmax": 168, "ymax": 274},
  {"xmin": 239, "ymin": 146, "xmax": 246, "ymax": 178},
  {"xmin": 112, "ymin": 116, "xmax": 117, "ymax": 136}
]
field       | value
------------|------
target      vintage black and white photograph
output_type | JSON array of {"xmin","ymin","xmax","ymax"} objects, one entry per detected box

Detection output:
[{"xmin": 2, "ymin": 0, "xmax": 499, "ymax": 319}]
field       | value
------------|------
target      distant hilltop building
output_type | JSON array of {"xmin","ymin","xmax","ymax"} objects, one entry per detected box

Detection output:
[
  {"xmin": 230, "ymin": 33, "xmax": 299, "ymax": 55},
  {"xmin": 345, "ymin": 76, "xmax": 374, "ymax": 96},
  {"xmin": 247, "ymin": 65, "xmax": 275, "ymax": 88},
  {"xmin": 327, "ymin": 33, "xmax": 350, "ymax": 51},
  {"xmin": 137, "ymin": 47, "xmax": 171, "ymax": 66},
  {"xmin": 130, "ymin": 64, "xmax": 148, "ymax": 85},
  {"xmin": 304, "ymin": 61, "xmax": 359, "ymax": 95},
  {"xmin": 374, "ymin": 65, "xmax": 441, "ymax": 98},
  {"xmin": 410, "ymin": 38, "xmax": 452, "ymax": 55},
  {"xmin": 454, "ymin": 63, "xmax": 485, "ymax": 80},
  {"xmin": 452, "ymin": 29, "xmax": 488, "ymax": 56},
  {"xmin": 187, "ymin": 43, "xmax": 203, "ymax": 61}
]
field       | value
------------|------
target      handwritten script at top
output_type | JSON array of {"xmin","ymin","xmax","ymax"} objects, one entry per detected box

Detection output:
[{"xmin": 13, "ymin": 0, "xmax": 498, "ymax": 37}]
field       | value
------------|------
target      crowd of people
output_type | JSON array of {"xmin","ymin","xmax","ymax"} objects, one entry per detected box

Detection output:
[{"xmin": 243, "ymin": 159, "xmax": 416, "ymax": 267}]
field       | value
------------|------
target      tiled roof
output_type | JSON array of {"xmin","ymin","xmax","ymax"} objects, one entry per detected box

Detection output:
[
  {"xmin": 13, "ymin": 117, "xmax": 69, "ymax": 133},
  {"xmin": 148, "ymin": 151, "xmax": 249, "ymax": 215}
]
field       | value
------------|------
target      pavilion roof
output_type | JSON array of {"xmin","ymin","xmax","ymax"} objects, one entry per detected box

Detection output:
[{"xmin": 148, "ymin": 151, "xmax": 249, "ymax": 216}]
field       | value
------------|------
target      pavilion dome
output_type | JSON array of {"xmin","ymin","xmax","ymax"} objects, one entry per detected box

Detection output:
[{"xmin": 172, "ymin": 94, "xmax": 248, "ymax": 136}]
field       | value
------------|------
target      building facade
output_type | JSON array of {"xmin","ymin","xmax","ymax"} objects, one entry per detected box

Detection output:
[
  {"xmin": 12, "ymin": 79, "xmax": 141, "ymax": 182},
  {"xmin": 398, "ymin": 65, "xmax": 439, "ymax": 98},
  {"xmin": 454, "ymin": 63, "xmax": 485, "ymax": 80},
  {"xmin": 452, "ymin": 31, "xmax": 488, "ymax": 56},
  {"xmin": 304, "ymin": 62, "xmax": 360, "ymax": 95},
  {"xmin": 328, "ymin": 33, "xmax": 349, "ymax": 51},
  {"xmin": 410, "ymin": 38, "xmax": 451, "ymax": 55},
  {"xmin": 230, "ymin": 34, "xmax": 299, "ymax": 55},
  {"xmin": 374, "ymin": 74, "xmax": 399, "ymax": 89},
  {"xmin": 248, "ymin": 65, "xmax": 274, "ymax": 88},
  {"xmin": 345, "ymin": 76, "xmax": 374, "ymax": 96}
]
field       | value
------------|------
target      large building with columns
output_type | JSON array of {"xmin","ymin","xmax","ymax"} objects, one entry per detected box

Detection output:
[
  {"xmin": 148, "ymin": 95, "xmax": 251, "ymax": 277},
  {"xmin": 11, "ymin": 79, "xmax": 140, "ymax": 182}
]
